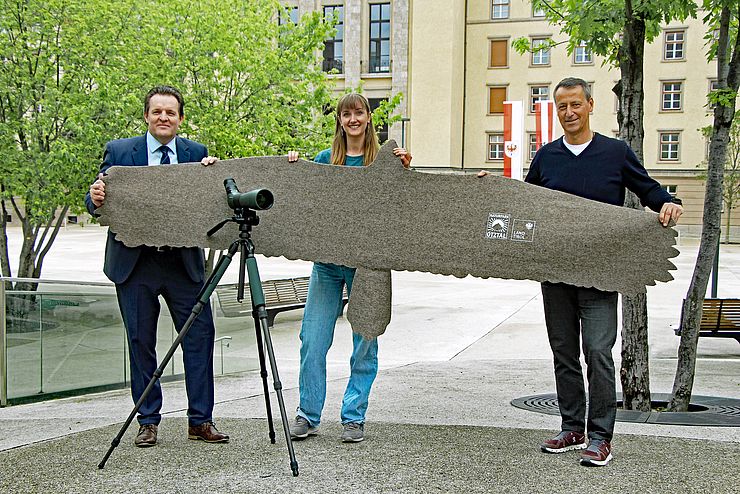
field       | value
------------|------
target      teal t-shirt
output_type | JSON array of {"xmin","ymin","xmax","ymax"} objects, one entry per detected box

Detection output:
[{"xmin": 313, "ymin": 148, "xmax": 364, "ymax": 167}]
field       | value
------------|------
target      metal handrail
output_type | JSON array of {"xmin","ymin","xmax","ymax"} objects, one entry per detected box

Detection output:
[
  {"xmin": 1, "ymin": 280, "xmax": 6, "ymax": 406},
  {"xmin": 0, "ymin": 276, "xmax": 113, "ymax": 288},
  {"xmin": 214, "ymin": 336, "xmax": 232, "ymax": 375}
]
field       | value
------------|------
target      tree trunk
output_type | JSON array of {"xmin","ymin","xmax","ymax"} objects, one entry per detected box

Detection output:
[
  {"xmin": 616, "ymin": 4, "xmax": 651, "ymax": 411},
  {"xmin": 669, "ymin": 5, "xmax": 738, "ymax": 411},
  {"xmin": 0, "ymin": 196, "xmax": 11, "ymax": 291}
]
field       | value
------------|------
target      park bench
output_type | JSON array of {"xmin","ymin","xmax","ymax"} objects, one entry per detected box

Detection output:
[
  {"xmin": 676, "ymin": 298, "xmax": 740, "ymax": 343},
  {"xmin": 214, "ymin": 276, "xmax": 349, "ymax": 327}
]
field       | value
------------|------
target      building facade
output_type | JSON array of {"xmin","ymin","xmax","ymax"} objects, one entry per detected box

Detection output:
[{"xmin": 406, "ymin": 0, "xmax": 738, "ymax": 240}]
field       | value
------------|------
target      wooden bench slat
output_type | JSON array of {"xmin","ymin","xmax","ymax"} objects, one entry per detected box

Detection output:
[
  {"xmin": 678, "ymin": 298, "xmax": 740, "ymax": 344},
  {"xmin": 214, "ymin": 276, "xmax": 348, "ymax": 326}
]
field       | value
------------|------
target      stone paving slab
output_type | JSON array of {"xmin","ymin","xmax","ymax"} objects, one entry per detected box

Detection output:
[{"xmin": 1, "ymin": 417, "xmax": 737, "ymax": 494}]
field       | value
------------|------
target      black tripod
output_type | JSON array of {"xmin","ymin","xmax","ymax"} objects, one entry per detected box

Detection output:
[{"xmin": 99, "ymin": 181, "xmax": 299, "ymax": 476}]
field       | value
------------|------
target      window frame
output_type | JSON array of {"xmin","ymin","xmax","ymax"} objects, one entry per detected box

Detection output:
[
  {"xmin": 529, "ymin": 85, "xmax": 550, "ymax": 113},
  {"xmin": 489, "ymin": 38, "xmax": 508, "ymax": 68},
  {"xmin": 531, "ymin": 37, "xmax": 551, "ymax": 66},
  {"xmin": 488, "ymin": 85, "xmax": 508, "ymax": 115},
  {"xmin": 322, "ymin": 5, "xmax": 345, "ymax": 74},
  {"xmin": 368, "ymin": 2, "xmax": 391, "ymax": 74},
  {"xmin": 659, "ymin": 131, "xmax": 681, "ymax": 161},
  {"xmin": 663, "ymin": 30, "xmax": 686, "ymax": 61},
  {"xmin": 661, "ymin": 81, "xmax": 683, "ymax": 112},
  {"xmin": 491, "ymin": 0, "xmax": 510, "ymax": 19},
  {"xmin": 487, "ymin": 133, "xmax": 505, "ymax": 161},
  {"xmin": 573, "ymin": 41, "xmax": 593, "ymax": 65}
]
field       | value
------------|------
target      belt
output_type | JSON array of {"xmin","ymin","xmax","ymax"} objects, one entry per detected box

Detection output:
[{"xmin": 143, "ymin": 245, "xmax": 176, "ymax": 253}]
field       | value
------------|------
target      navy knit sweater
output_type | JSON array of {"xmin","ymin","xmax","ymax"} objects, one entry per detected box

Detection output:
[{"xmin": 525, "ymin": 133, "xmax": 672, "ymax": 213}]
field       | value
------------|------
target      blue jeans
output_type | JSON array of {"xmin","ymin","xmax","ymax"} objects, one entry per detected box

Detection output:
[
  {"xmin": 541, "ymin": 282, "xmax": 618, "ymax": 441},
  {"xmin": 297, "ymin": 262, "xmax": 379, "ymax": 426}
]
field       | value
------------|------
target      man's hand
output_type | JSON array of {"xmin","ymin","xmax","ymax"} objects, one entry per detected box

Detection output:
[
  {"xmin": 200, "ymin": 156, "xmax": 219, "ymax": 166},
  {"xmin": 89, "ymin": 174, "xmax": 106, "ymax": 208},
  {"xmin": 287, "ymin": 151, "xmax": 299, "ymax": 162},
  {"xmin": 659, "ymin": 202, "xmax": 683, "ymax": 227},
  {"xmin": 477, "ymin": 170, "xmax": 489, "ymax": 178}
]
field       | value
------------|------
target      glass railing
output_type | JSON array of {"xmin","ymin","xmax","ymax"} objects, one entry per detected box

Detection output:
[{"xmin": 0, "ymin": 277, "xmax": 262, "ymax": 406}]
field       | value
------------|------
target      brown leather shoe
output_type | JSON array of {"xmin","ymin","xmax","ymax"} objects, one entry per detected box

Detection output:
[
  {"xmin": 134, "ymin": 424, "xmax": 158, "ymax": 447},
  {"xmin": 188, "ymin": 421, "xmax": 229, "ymax": 443}
]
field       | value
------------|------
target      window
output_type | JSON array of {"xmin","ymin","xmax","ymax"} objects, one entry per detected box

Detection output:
[
  {"xmin": 529, "ymin": 85, "xmax": 549, "ymax": 113},
  {"xmin": 532, "ymin": 2, "xmax": 545, "ymax": 17},
  {"xmin": 529, "ymin": 133, "xmax": 538, "ymax": 160},
  {"xmin": 323, "ymin": 6, "xmax": 344, "ymax": 73},
  {"xmin": 664, "ymin": 30, "xmax": 685, "ymax": 60},
  {"xmin": 574, "ymin": 41, "xmax": 592, "ymax": 64},
  {"xmin": 531, "ymin": 38, "xmax": 551, "ymax": 66},
  {"xmin": 663, "ymin": 185, "xmax": 678, "ymax": 197},
  {"xmin": 491, "ymin": 0, "xmax": 510, "ymax": 19},
  {"xmin": 369, "ymin": 3, "xmax": 391, "ymax": 73},
  {"xmin": 368, "ymin": 97, "xmax": 389, "ymax": 143},
  {"xmin": 279, "ymin": 5, "xmax": 298, "ymax": 25},
  {"xmin": 708, "ymin": 79, "xmax": 719, "ymax": 110},
  {"xmin": 488, "ymin": 133, "xmax": 505, "ymax": 160},
  {"xmin": 490, "ymin": 39, "xmax": 508, "ymax": 67},
  {"xmin": 488, "ymin": 86, "xmax": 507, "ymax": 114},
  {"xmin": 660, "ymin": 132, "xmax": 680, "ymax": 161},
  {"xmin": 661, "ymin": 82, "xmax": 682, "ymax": 111}
]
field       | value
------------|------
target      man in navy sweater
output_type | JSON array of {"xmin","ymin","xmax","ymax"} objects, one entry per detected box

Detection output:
[{"xmin": 525, "ymin": 78, "xmax": 683, "ymax": 466}]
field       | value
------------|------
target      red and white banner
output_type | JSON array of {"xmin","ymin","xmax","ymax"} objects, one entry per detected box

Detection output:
[
  {"xmin": 503, "ymin": 100, "xmax": 523, "ymax": 181},
  {"xmin": 535, "ymin": 100, "xmax": 556, "ymax": 149}
]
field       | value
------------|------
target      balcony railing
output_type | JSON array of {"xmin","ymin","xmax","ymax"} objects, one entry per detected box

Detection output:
[
  {"xmin": 322, "ymin": 58, "xmax": 344, "ymax": 74},
  {"xmin": 0, "ymin": 277, "xmax": 268, "ymax": 406},
  {"xmin": 363, "ymin": 56, "xmax": 391, "ymax": 74}
]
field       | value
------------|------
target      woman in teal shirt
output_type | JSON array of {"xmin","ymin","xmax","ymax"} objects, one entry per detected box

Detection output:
[{"xmin": 288, "ymin": 93, "xmax": 411, "ymax": 443}]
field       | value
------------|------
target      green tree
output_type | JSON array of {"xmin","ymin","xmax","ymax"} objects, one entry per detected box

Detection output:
[
  {"xmin": 0, "ymin": 0, "xmax": 143, "ymax": 296},
  {"xmin": 670, "ymin": 0, "xmax": 740, "ymax": 411},
  {"xmin": 516, "ymin": 0, "xmax": 696, "ymax": 411},
  {"xmin": 0, "ymin": 0, "xmax": 349, "ymax": 291}
]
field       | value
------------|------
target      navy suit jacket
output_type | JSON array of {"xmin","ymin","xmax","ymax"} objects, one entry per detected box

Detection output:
[{"xmin": 85, "ymin": 134, "xmax": 208, "ymax": 284}]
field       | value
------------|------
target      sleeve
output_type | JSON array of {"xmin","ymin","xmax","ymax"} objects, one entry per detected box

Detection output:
[
  {"xmin": 84, "ymin": 142, "xmax": 115, "ymax": 216},
  {"xmin": 621, "ymin": 143, "xmax": 673, "ymax": 213},
  {"xmin": 312, "ymin": 148, "xmax": 332, "ymax": 164},
  {"xmin": 524, "ymin": 149, "xmax": 541, "ymax": 185}
]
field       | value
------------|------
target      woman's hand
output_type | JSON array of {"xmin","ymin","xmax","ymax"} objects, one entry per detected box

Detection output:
[
  {"xmin": 393, "ymin": 147, "xmax": 412, "ymax": 168},
  {"xmin": 287, "ymin": 151, "xmax": 299, "ymax": 162}
]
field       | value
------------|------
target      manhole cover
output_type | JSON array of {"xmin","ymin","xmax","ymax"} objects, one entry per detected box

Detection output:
[{"xmin": 511, "ymin": 392, "xmax": 740, "ymax": 426}]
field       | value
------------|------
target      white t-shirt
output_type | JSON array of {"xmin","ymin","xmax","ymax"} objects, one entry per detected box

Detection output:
[{"xmin": 562, "ymin": 138, "xmax": 591, "ymax": 156}]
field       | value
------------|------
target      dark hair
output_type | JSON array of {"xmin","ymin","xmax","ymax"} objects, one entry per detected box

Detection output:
[
  {"xmin": 554, "ymin": 77, "xmax": 592, "ymax": 100},
  {"xmin": 144, "ymin": 85, "xmax": 185, "ymax": 116}
]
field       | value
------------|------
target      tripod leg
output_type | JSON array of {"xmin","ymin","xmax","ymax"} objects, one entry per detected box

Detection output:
[
  {"xmin": 246, "ymin": 255, "xmax": 299, "ymax": 477},
  {"xmin": 253, "ymin": 310, "xmax": 276, "ymax": 443},
  {"xmin": 98, "ymin": 242, "xmax": 239, "ymax": 469}
]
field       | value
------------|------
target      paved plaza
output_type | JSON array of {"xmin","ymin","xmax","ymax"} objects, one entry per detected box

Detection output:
[{"xmin": 1, "ymin": 225, "xmax": 739, "ymax": 493}]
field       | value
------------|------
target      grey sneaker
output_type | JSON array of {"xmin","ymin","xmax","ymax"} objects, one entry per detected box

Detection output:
[
  {"xmin": 340, "ymin": 422, "xmax": 365, "ymax": 443},
  {"xmin": 289, "ymin": 416, "xmax": 318, "ymax": 439}
]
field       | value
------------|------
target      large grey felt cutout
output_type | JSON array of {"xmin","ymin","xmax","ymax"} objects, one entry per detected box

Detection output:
[{"xmin": 96, "ymin": 140, "xmax": 678, "ymax": 338}]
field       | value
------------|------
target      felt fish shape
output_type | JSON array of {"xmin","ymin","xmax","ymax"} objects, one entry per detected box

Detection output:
[{"xmin": 96, "ymin": 140, "xmax": 678, "ymax": 338}]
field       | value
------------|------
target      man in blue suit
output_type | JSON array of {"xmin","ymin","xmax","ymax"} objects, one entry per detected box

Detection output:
[{"xmin": 85, "ymin": 85, "xmax": 228, "ymax": 447}]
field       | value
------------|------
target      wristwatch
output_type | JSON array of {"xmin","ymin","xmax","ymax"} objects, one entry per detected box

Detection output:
[{"xmin": 670, "ymin": 197, "xmax": 683, "ymax": 206}]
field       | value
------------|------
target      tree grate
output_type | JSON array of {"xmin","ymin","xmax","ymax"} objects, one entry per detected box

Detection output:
[{"xmin": 511, "ymin": 393, "xmax": 740, "ymax": 426}]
